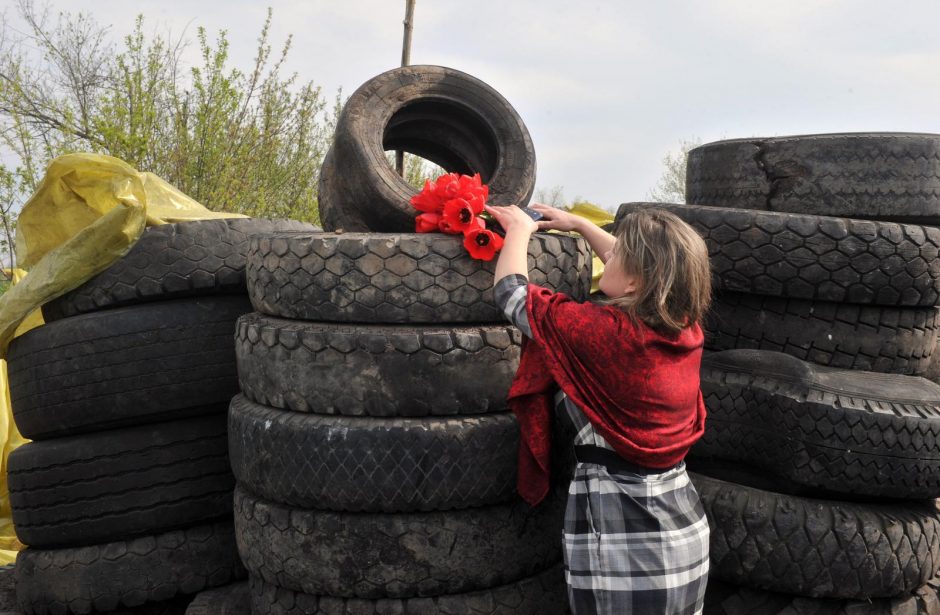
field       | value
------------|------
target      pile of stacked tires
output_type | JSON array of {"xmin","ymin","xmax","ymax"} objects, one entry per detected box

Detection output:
[
  {"xmin": 8, "ymin": 218, "xmax": 313, "ymax": 614},
  {"xmin": 202, "ymin": 64, "xmax": 593, "ymax": 615},
  {"xmin": 228, "ymin": 230, "xmax": 590, "ymax": 614},
  {"xmin": 618, "ymin": 133, "xmax": 940, "ymax": 613}
]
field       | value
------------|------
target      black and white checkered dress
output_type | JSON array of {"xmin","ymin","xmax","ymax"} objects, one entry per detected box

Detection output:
[{"xmin": 495, "ymin": 274, "xmax": 710, "ymax": 615}]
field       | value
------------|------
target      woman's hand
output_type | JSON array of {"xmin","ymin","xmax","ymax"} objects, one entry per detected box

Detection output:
[
  {"xmin": 484, "ymin": 204, "xmax": 539, "ymax": 235},
  {"xmin": 529, "ymin": 203, "xmax": 582, "ymax": 232}
]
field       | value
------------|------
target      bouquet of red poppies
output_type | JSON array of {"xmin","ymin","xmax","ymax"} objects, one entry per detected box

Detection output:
[{"xmin": 410, "ymin": 172, "xmax": 504, "ymax": 261}]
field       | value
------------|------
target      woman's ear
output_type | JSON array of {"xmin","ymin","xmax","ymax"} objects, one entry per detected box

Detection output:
[{"xmin": 622, "ymin": 275, "xmax": 640, "ymax": 295}]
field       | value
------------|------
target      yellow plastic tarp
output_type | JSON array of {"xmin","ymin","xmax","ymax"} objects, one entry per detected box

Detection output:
[
  {"xmin": 566, "ymin": 202, "xmax": 615, "ymax": 293},
  {"xmin": 0, "ymin": 153, "xmax": 245, "ymax": 564}
]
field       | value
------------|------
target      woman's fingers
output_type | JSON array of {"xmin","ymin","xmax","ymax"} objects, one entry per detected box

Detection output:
[{"xmin": 483, "ymin": 204, "xmax": 506, "ymax": 221}]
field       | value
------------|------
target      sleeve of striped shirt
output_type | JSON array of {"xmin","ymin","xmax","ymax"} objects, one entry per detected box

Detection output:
[{"xmin": 493, "ymin": 274, "xmax": 532, "ymax": 338}]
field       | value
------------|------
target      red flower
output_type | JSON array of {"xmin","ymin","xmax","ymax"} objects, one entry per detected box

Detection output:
[
  {"xmin": 458, "ymin": 173, "xmax": 489, "ymax": 202},
  {"xmin": 463, "ymin": 227, "xmax": 504, "ymax": 261},
  {"xmin": 433, "ymin": 173, "xmax": 463, "ymax": 201},
  {"xmin": 410, "ymin": 179, "xmax": 444, "ymax": 213},
  {"xmin": 442, "ymin": 197, "xmax": 483, "ymax": 233},
  {"xmin": 412, "ymin": 173, "xmax": 496, "ymax": 260},
  {"xmin": 415, "ymin": 212, "xmax": 442, "ymax": 233},
  {"xmin": 438, "ymin": 216, "xmax": 457, "ymax": 234}
]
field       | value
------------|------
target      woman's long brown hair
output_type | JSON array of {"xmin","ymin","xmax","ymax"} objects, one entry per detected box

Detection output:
[{"xmin": 606, "ymin": 208, "xmax": 711, "ymax": 334}]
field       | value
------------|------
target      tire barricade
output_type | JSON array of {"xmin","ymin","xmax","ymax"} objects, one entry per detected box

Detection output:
[
  {"xmin": 228, "ymin": 229, "xmax": 591, "ymax": 612},
  {"xmin": 8, "ymin": 218, "xmax": 316, "ymax": 613},
  {"xmin": 635, "ymin": 132, "xmax": 940, "ymax": 611}
]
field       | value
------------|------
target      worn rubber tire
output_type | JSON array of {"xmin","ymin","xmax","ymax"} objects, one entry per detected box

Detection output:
[
  {"xmin": 233, "ymin": 486, "xmax": 564, "ymax": 599},
  {"xmin": 235, "ymin": 313, "xmax": 520, "ymax": 416},
  {"xmin": 42, "ymin": 219, "xmax": 319, "ymax": 321},
  {"xmin": 615, "ymin": 202, "xmax": 940, "ymax": 307},
  {"xmin": 184, "ymin": 583, "xmax": 249, "ymax": 615},
  {"xmin": 229, "ymin": 395, "xmax": 517, "ymax": 511},
  {"xmin": 704, "ymin": 576, "xmax": 940, "ymax": 615},
  {"xmin": 247, "ymin": 564, "xmax": 568, "ymax": 615},
  {"xmin": 109, "ymin": 597, "xmax": 194, "ymax": 615},
  {"xmin": 926, "ymin": 344, "xmax": 940, "ymax": 386},
  {"xmin": 705, "ymin": 291, "xmax": 940, "ymax": 375},
  {"xmin": 692, "ymin": 472, "xmax": 940, "ymax": 599},
  {"xmin": 246, "ymin": 232, "xmax": 592, "ymax": 323},
  {"xmin": 9, "ymin": 414, "xmax": 233, "ymax": 548},
  {"xmin": 15, "ymin": 521, "xmax": 245, "ymax": 615},
  {"xmin": 686, "ymin": 133, "xmax": 940, "ymax": 225},
  {"xmin": 318, "ymin": 65, "xmax": 535, "ymax": 233},
  {"xmin": 8, "ymin": 297, "xmax": 249, "ymax": 440},
  {"xmin": 691, "ymin": 349, "xmax": 940, "ymax": 500},
  {"xmin": 316, "ymin": 147, "xmax": 365, "ymax": 234}
]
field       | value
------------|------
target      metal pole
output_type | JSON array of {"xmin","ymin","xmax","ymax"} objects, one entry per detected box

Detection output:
[{"xmin": 396, "ymin": 0, "xmax": 416, "ymax": 176}]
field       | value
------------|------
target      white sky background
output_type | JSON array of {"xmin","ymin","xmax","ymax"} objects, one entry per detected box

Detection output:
[{"xmin": 14, "ymin": 0, "xmax": 940, "ymax": 209}]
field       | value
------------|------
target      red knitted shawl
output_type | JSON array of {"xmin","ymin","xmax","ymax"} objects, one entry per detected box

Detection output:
[{"xmin": 508, "ymin": 284, "xmax": 706, "ymax": 506}]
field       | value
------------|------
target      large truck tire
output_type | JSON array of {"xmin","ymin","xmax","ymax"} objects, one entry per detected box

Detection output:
[
  {"xmin": 42, "ymin": 219, "xmax": 318, "ymax": 321},
  {"xmin": 8, "ymin": 297, "xmax": 249, "ymax": 439},
  {"xmin": 235, "ymin": 314, "xmax": 519, "ymax": 416},
  {"xmin": 693, "ymin": 472, "xmax": 940, "ymax": 600},
  {"xmin": 318, "ymin": 65, "xmax": 535, "ymax": 232},
  {"xmin": 9, "ymin": 415, "xmax": 232, "ymax": 548},
  {"xmin": 229, "ymin": 395, "xmax": 517, "ymax": 511},
  {"xmin": 686, "ymin": 133, "xmax": 940, "ymax": 225},
  {"xmin": 15, "ymin": 521, "xmax": 245, "ymax": 615},
  {"xmin": 616, "ymin": 202, "xmax": 940, "ymax": 307},
  {"xmin": 233, "ymin": 486, "xmax": 563, "ymax": 599},
  {"xmin": 247, "ymin": 232, "xmax": 591, "ymax": 323},
  {"xmin": 705, "ymin": 292, "xmax": 939, "ymax": 375}
]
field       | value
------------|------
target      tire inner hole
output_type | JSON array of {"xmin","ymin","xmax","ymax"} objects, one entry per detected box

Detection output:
[{"xmin": 384, "ymin": 99, "xmax": 499, "ymax": 182}]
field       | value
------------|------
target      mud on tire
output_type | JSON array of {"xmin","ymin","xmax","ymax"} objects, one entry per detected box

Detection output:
[
  {"xmin": 233, "ymin": 486, "xmax": 564, "ymax": 599},
  {"xmin": 15, "ymin": 521, "xmax": 245, "ymax": 615},
  {"xmin": 247, "ymin": 565, "xmax": 568, "ymax": 615}
]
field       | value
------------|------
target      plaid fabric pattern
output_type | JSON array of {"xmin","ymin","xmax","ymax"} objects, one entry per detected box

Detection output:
[
  {"xmin": 495, "ymin": 274, "xmax": 710, "ymax": 614},
  {"xmin": 564, "ymin": 447, "xmax": 710, "ymax": 614}
]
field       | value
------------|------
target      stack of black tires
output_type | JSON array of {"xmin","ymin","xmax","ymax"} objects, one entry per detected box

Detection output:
[
  {"xmin": 227, "ymin": 229, "xmax": 592, "ymax": 614},
  {"xmin": 200, "ymin": 63, "xmax": 595, "ymax": 614},
  {"xmin": 620, "ymin": 133, "xmax": 940, "ymax": 613},
  {"xmin": 8, "ymin": 218, "xmax": 313, "ymax": 614}
]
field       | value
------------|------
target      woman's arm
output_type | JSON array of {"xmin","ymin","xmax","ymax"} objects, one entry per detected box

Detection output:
[
  {"xmin": 485, "ymin": 205, "xmax": 538, "ymax": 285},
  {"xmin": 529, "ymin": 203, "xmax": 617, "ymax": 263}
]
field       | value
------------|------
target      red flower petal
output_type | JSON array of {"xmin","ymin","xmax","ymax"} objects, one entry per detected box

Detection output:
[
  {"xmin": 438, "ymin": 216, "xmax": 460, "ymax": 235},
  {"xmin": 463, "ymin": 227, "xmax": 504, "ymax": 261},
  {"xmin": 414, "ymin": 172, "xmax": 491, "ymax": 217},
  {"xmin": 411, "ymin": 179, "xmax": 444, "ymax": 213},
  {"xmin": 434, "ymin": 173, "xmax": 462, "ymax": 200},
  {"xmin": 442, "ymin": 198, "xmax": 479, "ymax": 233},
  {"xmin": 415, "ymin": 212, "xmax": 442, "ymax": 233},
  {"xmin": 466, "ymin": 194, "xmax": 485, "ymax": 214}
]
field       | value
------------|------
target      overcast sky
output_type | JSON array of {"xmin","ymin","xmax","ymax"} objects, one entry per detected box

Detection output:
[{"xmin": 17, "ymin": 1, "xmax": 940, "ymax": 210}]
